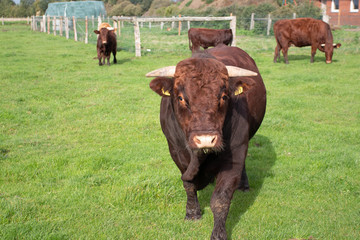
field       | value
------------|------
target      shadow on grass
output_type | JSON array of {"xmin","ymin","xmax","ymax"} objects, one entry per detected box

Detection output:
[
  {"xmin": 275, "ymin": 54, "xmax": 338, "ymax": 64},
  {"xmin": 197, "ymin": 134, "xmax": 276, "ymax": 239}
]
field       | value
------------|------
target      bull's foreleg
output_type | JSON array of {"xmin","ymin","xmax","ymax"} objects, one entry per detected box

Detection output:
[
  {"xmin": 210, "ymin": 179, "xmax": 239, "ymax": 240},
  {"xmin": 97, "ymin": 50, "xmax": 103, "ymax": 66},
  {"xmin": 107, "ymin": 55, "xmax": 110, "ymax": 66},
  {"xmin": 102, "ymin": 54, "xmax": 106, "ymax": 66},
  {"xmin": 181, "ymin": 154, "xmax": 200, "ymax": 182},
  {"xmin": 210, "ymin": 146, "xmax": 247, "ymax": 240},
  {"xmin": 310, "ymin": 45, "xmax": 317, "ymax": 63},
  {"xmin": 183, "ymin": 181, "xmax": 202, "ymax": 220},
  {"xmin": 238, "ymin": 165, "xmax": 249, "ymax": 191},
  {"xmin": 113, "ymin": 50, "xmax": 117, "ymax": 64}
]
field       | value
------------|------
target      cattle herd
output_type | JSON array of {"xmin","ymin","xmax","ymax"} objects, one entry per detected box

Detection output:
[{"xmin": 95, "ymin": 17, "xmax": 340, "ymax": 240}]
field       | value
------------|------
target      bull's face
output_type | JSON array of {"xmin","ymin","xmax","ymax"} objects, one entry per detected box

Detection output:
[
  {"xmin": 94, "ymin": 28, "xmax": 110, "ymax": 45},
  {"xmin": 323, "ymin": 43, "xmax": 342, "ymax": 64},
  {"xmin": 148, "ymin": 58, "xmax": 257, "ymax": 151}
]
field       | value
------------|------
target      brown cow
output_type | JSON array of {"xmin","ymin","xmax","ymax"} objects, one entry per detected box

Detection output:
[
  {"xmin": 188, "ymin": 28, "xmax": 233, "ymax": 52},
  {"xmin": 273, "ymin": 18, "xmax": 341, "ymax": 64},
  {"xmin": 147, "ymin": 45, "xmax": 266, "ymax": 240},
  {"xmin": 94, "ymin": 26, "xmax": 117, "ymax": 66}
]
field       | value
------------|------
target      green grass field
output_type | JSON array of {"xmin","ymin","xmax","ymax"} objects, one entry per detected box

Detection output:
[{"xmin": 0, "ymin": 23, "xmax": 359, "ymax": 239}]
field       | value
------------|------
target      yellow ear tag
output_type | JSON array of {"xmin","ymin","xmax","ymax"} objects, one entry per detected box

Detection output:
[
  {"xmin": 234, "ymin": 86, "xmax": 243, "ymax": 96},
  {"xmin": 161, "ymin": 87, "xmax": 170, "ymax": 96}
]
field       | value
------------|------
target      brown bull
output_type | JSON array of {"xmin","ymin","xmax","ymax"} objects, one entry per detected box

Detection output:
[
  {"xmin": 94, "ymin": 26, "xmax": 117, "ymax": 66},
  {"xmin": 273, "ymin": 18, "xmax": 341, "ymax": 64},
  {"xmin": 188, "ymin": 28, "xmax": 233, "ymax": 52},
  {"xmin": 147, "ymin": 45, "xmax": 266, "ymax": 239}
]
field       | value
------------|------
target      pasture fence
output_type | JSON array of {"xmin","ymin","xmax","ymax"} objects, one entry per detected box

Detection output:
[
  {"xmin": 28, "ymin": 13, "xmax": 330, "ymax": 56},
  {"xmin": 2, "ymin": 17, "xmax": 31, "ymax": 25}
]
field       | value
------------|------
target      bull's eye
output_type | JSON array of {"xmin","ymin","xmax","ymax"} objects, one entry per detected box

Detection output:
[
  {"xmin": 178, "ymin": 96, "xmax": 183, "ymax": 101},
  {"xmin": 221, "ymin": 93, "xmax": 228, "ymax": 101}
]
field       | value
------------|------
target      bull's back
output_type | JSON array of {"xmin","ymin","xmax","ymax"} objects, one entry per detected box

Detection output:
[{"xmin": 274, "ymin": 18, "xmax": 331, "ymax": 47}]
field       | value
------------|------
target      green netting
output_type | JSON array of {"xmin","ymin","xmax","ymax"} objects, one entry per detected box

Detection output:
[{"xmin": 45, "ymin": 1, "xmax": 106, "ymax": 18}]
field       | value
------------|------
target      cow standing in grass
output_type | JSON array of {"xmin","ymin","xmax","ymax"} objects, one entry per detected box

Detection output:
[
  {"xmin": 273, "ymin": 18, "xmax": 341, "ymax": 64},
  {"xmin": 147, "ymin": 44, "xmax": 266, "ymax": 240},
  {"xmin": 188, "ymin": 28, "xmax": 233, "ymax": 52},
  {"xmin": 94, "ymin": 24, "xmax": 117, "ymax": 66}
]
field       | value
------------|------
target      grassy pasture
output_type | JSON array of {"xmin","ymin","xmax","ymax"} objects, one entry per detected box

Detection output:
[{"xmin": 0, "ymin": 23, "xmax": 359, "ymax": 239}]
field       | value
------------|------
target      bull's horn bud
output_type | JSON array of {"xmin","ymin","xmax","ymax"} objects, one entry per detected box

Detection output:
[
  {"xmin": 225, "ymin": 66, "xmax": 258, "ymax": 77},
  {"xmin": 146, "ymin": 66, "xmax": 176, "ymax": 77}
]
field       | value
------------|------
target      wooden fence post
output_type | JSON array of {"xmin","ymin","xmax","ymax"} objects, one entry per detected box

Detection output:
[
  {"xmin": 293, "ymin": 12, "xmax": 296, "ymax": 19},
  {"xmin": 85, "ymin": 16, "xmax": 88, "ymax": 44},
  {"xmin": 230, "ymin": 15, "xmax": 236, "ymax": 46},
  {"xmin": 161, "ymin": 21, "xmax": 164, "ymax": 30},
  {"xmin": 98, "ymin": 16, "xmax": 101, "ymax": 29},
  {"xmin": 118, "ymin": 20, "xmax": 121, "ymax": 37},
  {"xmin": 2, "ymin": 16, "xmax": 4, "ymax": 26},
  {"xmin": 149, "ymin": 21, "xmax": 151, "ymax": 29},
  {"xmin": 266, "ymin": 14, "xmax": 272, "ymax": 36},
  {"xmin": 43, "ymin": 15, "xmax": 46, "ymax": 33},
  {"xmin": 171, "ymin": 16, "xmax": 175, "ymax": 29},
  {"xmin": 60, "ymin": 17, "xmax": 63, "ymax": 36},
  {"xmin": 47, "ymin": 16, "xmax": 50, "ymax": 34},
  {"xmin": 92, "ymin": 16, "xmax": 94, "ymax": 28},
  {"xmin": 53, "ymin": 16, "xmax": 56, "ymax": 36},
  {"xmin": 133, "ymin": 17, "xmax": 141, "ymax": 57},
  {"xmin": 73, "ymin": 16, "xmax": 78, "ymax": 41},
  {"xmin": 178, "ymin": 14, "xmax": 181, "ymax": 36},
  {"xmin": 187, "ymin": 21, "xmax": 190, "ymax": 30},
  {"xmin": 65, "ymin": 17, "xmax": 69, "ymax": 39},
  {"xmin": 250, "ymin": 13, "xmax": 255, "ymax": 30}
]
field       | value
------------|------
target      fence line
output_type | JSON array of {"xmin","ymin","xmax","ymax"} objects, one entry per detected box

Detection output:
[
  {"xmin": 112, "ymin": 15, "xmax": 236, "ymax": 57},
  {"xmin": 249, "ymin": 12, "xmax": 298, "ymax": 35},
  {"xmin": 28, "ymin": 14, "xmax": 325, "ymax": 56}
]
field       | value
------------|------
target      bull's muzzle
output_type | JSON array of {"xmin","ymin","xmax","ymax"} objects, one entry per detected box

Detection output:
[
  {"xmin": 193, "ymin": 135, "xmax": 218, "ymax": 149},
  {"xmin": 102, "ymin": 41, "xmax": 107, "ymax": 44}
]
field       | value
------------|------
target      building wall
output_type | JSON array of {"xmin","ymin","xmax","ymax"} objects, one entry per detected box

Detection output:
[{"xmin": 322, "ymin": 0, "xmax": 360, "ymax": 26}]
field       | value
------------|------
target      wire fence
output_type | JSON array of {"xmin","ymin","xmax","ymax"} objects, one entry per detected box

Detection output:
[{"xmin": 29, "ymin": 14, "xmax": 352, "ymax": 56}]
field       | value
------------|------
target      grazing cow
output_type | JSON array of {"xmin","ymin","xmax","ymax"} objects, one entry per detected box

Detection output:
[
  {"xmin": 94, "ymin": 24, "xmax": 117, "ymax": 66},
  {"xmin": 273, "ymin": 18, "xmax": 341, "ymax": 64},
  {"xmin": 188, "ymin": 28, "xmax": 233, "ymax": 52},
  {"xmin": 147, "ymin": 45, "xmax": 266, "ymax": 240}
]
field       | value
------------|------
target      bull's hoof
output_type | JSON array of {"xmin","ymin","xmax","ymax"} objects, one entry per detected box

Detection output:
[
  {"xmin": 211, "ymin": 229, "xmax": 227, "ymax": 240},
  {"xmin": 185, "ymin": 209, "xmax": 202, "ymax": 220},
  {"xmin": 185, "ymin": 213, "xmax": 202, "ymax": 220},
  {"xmin": 238, "ymin": 186, "xmax": 250, "ymax": 192}
]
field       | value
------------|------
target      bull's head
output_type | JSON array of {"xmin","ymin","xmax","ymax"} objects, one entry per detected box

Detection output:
[
  {"xmin": 94, "ymin": 27, "xmax": 114, "ymax": 45},
  {"xmin": 147, "ymin": 58, "xmax": 257, "ymax": 151},
  {"xmin": 321, "ymin": 43, "xmax": 342, "ymax": 64}
]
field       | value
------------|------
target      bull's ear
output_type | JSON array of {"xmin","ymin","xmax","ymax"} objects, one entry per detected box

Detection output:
[
  {"xmin": 149, "ymin": 77, "xmax": 173, "ymax": 97},
  {"xmin": 229, "ymin": 77, "xmax": 256, "ymax": 96},
  {"xmin": 94, "ymin": 30, "xmax": 100, "ymax": 34}
]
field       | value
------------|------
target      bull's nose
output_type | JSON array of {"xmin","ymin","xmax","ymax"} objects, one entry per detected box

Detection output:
[
  {"xmin": 102, "ymin": 41, "xmax": 107, "ymax": 44},
  {"xmin": 326, "ymin": 60, "xmax": 332, "ymax": 64},
  {"xmin": 193, "ymin": 135, "xmax": 217, "ymax": 148}
]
